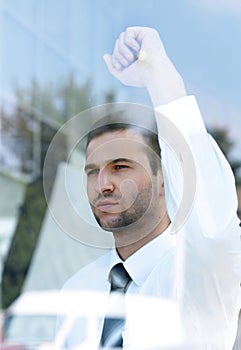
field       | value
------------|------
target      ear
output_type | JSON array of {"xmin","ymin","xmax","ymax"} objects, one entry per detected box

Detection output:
[{"xmin": 157, "ymin": 167, "xmax": 165, "ymax": 197}]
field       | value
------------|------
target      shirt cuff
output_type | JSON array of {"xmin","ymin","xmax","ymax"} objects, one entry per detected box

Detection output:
[{"xmin": 155, "ymin": 96, "xmax": 207, "ymax": 139}]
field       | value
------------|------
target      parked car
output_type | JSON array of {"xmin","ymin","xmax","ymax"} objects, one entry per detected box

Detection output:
[
  {"xmin": 1, "ymin": 290, "xmax": 187, "ymax": 349},
  {"xmin": 2, "ymin": 290, "xmax": 105, "ymax": 349}
]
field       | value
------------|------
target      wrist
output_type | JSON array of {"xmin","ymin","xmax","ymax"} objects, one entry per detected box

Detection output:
[{"xmin": 145, "ymin": 63, "xmax": 187, "ymax": 106}]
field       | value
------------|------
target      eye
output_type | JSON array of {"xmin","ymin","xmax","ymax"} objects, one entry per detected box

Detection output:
[
  {"xmin": 86, "ymin": 168, "xmax": 99, "ymax": 176},
  {"xmin": 113, "ymin": 164, "xmax": 130, "ymax": 171}
]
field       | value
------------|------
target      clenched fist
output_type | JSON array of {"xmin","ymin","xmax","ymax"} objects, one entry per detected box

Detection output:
[{"xmin": 104, "ymin": 26, "xmax": 186, "ymax": 106}]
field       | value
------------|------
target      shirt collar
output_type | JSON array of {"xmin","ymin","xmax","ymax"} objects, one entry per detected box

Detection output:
[{"xmin": 108, "ymin": 226, "xmax": 176, "ymax": 287}]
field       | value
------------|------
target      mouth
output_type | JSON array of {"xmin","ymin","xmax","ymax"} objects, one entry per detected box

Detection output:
[{"xmin": 95, "ymin": 200, "xmax": 119, "ymax": 212}]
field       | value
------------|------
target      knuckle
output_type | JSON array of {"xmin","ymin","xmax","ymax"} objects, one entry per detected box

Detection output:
[
  {"xmin": 114, "ymin": 50, "xmax": 122, "ymax": 60},
  {"xmin": 125, "ymin": 27, "xmax": 135, "ymax": 37},
  {"xmin": 124, "ymin": 33, "xmax": 132, "ymax": 45}
]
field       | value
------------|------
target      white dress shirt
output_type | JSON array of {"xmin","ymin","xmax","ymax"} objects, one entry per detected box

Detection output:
[{"xmin": 62, "ymin": 96, "xmax": 241, "ymax": 349}]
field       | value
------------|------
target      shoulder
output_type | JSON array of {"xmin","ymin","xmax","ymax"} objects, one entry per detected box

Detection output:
[{"xmin": 62, "ymin": 250, "xmax": 113, "ymax": 291}]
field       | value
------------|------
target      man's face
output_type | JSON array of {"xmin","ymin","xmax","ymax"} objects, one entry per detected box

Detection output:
[{"xmin": 85, "ymin": 129, "xmax": 164, "ymax": 232}]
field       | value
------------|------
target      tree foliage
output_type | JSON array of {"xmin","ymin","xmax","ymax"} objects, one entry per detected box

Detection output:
[
  {"xmin": 1, "ymin": 75, "xmax": 94, "ymax": 178},
  {"xmin": 208, "ymin": 127, "xmax": 241, "ymax": 186},
  {"xmin": 2, "ymin": 178, "xmax": 47, "ymax": 308},
  {"xmin": 1, "ymin": 75, "xmax": 102, "ymax": 308}
]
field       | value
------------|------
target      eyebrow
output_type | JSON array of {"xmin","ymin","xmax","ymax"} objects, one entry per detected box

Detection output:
[{"xmin": 84, "ymin": 158, "xmax": 134, "ymax": 172}]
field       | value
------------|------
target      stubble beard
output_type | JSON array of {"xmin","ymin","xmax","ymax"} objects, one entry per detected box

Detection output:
[{"xmin": 92, "ymin": 184, "xmax": 154, "ymax": 233}]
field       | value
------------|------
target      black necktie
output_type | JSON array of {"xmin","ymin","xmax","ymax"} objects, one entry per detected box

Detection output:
[{"xmin": 99, "ymin": 263, "xmax": 132, "ymax": 348}]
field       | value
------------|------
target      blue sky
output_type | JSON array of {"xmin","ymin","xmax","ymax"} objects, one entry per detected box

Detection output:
[
  {"xmin": 1, "ymin": 0, "xmax": 241, "ymax": 159},
  {"xmin": 102, "ymin": 0, "xmax": 241, "ymax": 158}
]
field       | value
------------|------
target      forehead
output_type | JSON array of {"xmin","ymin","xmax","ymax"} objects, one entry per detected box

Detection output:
[{"xmin": 86, "ymin": 129, "xmax": 149, "ymax": 164}]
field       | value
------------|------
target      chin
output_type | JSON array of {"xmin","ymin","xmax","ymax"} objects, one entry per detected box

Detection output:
[
  {"xmin": 95, "ymin": 215, "xmax": 127, "ymax": 232},
  {"xmin": 98, "ymin": 218, "xmax": 142, "ymax": 234},
  {"xmin": 99, "ymin": 220, "xmax": 125, "ymax": 232},
  {"xmin": 94, "ymin": 210, "xmax": 143, "ymax": 232}
]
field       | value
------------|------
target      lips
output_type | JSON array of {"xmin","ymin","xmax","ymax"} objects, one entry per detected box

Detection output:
[{"xmin": 95, "ymin": 200, "xmax": 118, "ymax": 212}]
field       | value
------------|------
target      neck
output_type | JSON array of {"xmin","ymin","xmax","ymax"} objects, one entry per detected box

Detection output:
[{"xmin": 114, "ymin": 212, "xmax": 170, "ymax": 260}]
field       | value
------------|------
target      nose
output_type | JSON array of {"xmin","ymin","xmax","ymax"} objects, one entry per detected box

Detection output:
[{"xmin": 97, "ymin": 167, "xmax": 114, "ymax": 194}]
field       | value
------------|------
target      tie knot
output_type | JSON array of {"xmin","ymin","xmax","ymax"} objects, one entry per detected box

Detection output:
[{"xmin": 109, "ymin": 263, "xmax": 132, "ymax": 293}]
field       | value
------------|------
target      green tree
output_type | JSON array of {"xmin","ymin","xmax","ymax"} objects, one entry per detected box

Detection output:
[
  {"xmin": 208, "ymin": 127, "xmax": 241, "ymax": 186},
  {"xmin": 1, "ymin": 75, "xmax": 115, "ymax": 308}
]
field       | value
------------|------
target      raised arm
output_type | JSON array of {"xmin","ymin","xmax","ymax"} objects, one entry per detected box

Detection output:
[
  {"xmin": 104, "ymin": 26, "xmax": 240, "ymax": 232},
  {"xmin": 104, "ymin": 26, "xmax": 241, "ymax": 348}
]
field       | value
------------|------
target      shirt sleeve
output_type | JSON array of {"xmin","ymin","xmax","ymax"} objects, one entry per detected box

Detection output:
[
  {"xmin": 155, "ymin": 95, "xmax": 241, "ymax": 348},
  {"xmin": 155, "ymin": 95, "xmax": 239, "ymax": 236}
]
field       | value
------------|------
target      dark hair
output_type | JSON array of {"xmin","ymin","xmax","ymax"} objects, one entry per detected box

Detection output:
[{"xmin": 86, "ymin": 104, "xmax": 161, "ymax": 175}]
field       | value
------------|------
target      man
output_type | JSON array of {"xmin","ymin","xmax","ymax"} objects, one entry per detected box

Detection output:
[{"xmin": 62, "ymin": 27, "xmax": 241, "ymax": 349}]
